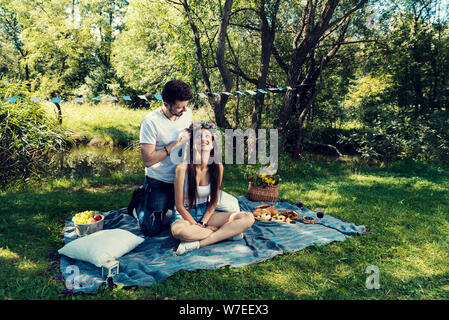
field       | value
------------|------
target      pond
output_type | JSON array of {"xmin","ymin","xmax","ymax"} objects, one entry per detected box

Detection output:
[{"xmin": 55, "ymin": 145, "xmax": 145, "ymax": 179}]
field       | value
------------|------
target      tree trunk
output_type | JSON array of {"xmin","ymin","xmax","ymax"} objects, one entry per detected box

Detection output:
[
  {"xmin": 274, "ymin": 1, "xmax": 366, "ymax": 157},
  {"xmin": 54, "ymin": 103, "xmax": 63, "ymax": 127},
  {"xmin": 251, "ymin": 0, "xmax": 280, "ymax": 129},
  {"xmin": 277, "ymin": 0, "xmax": 367, "ymax": 132},
  {"xmin": 181, "ymin": 0, "xmax": 232, "ymax": 128},
  {"xmin": 215, "ymin": 0, "xmax": 233, "ymax": 128},
  {"xmin": 292, "ymin": 86, "xmax": 317, "ymax": 159}
]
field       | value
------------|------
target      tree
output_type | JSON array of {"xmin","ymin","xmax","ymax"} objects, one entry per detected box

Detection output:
[
  {"xmin": 2, "ymin": 0, "xmax": 127, "ymax": 98},
  {"xmin": 0, "ymin": 0, "xmax": 29, "ymax": 80},
  {"xmin": 175, "ymin": 0, "xmax": 233, "ymax": 128},
  {"xmin": 274, "ymin": 0, "xmax": 368, "ymax": 158},
  {"xmin": 112, "ymin": 0, "xmax": 197, "ymax": 101},
  {"xmin": 227, "ymin": 0, "xmax": 281, "ymax": 129},
  {"xmin": 346, "ymin": 0, "xmax": 449, "ymax": 121}
]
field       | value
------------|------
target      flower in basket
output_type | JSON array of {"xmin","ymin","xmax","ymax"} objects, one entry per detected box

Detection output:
[
  {"xmin": 245, "ymin": 169, "xmax": 281, "ymax": 187},
  {"xmin": 244, "ymin": 166, "xmax": 281, "ymax": 202}
]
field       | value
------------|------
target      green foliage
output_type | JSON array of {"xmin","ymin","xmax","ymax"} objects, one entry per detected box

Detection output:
[
  {"xmin": 339, "ymin": 110, "xmax": 449, "ymax": 163},
  {"xmin": 342, "ymin": 74, "xmax": 394, "ymax": 125},
  {"xmin": 0, "ymin": 79, "xmax": 72, "ymax": 189},
  {"xmin": 359, "ymin": 0, "xmax": 449, "ymax": 115},
  {"xmin": 112, "ymin": 0, "xmax": 196, "ymax": 94}
]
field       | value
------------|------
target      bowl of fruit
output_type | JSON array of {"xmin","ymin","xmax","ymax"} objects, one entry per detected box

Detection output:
[{"xmin": 72, "ymin": 210, "xmax": 104, "ymax": 237}]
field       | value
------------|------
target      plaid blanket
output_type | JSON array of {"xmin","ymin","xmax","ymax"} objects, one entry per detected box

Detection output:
[{"xmin": 57, "ymin": 196, "xmax": 367, "ymax": 293}]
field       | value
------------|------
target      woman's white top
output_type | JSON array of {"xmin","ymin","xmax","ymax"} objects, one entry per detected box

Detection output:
[{"xmin": 184, "ymin": 175, "xmax": 211, "ymax": 205}]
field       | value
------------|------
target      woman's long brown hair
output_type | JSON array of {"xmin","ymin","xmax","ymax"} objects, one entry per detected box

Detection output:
[{"xmin": 186, "ymin": 124, "xmax": 222, "ymax": 210}]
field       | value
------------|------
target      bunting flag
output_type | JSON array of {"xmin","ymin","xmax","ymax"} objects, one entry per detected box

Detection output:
[
  {"xmin": 4, "ymin": 96, "xmax": 19, "ymax": 103},
  {"xmin": 2, "ymin": 83, "xmax": 311, "ymax": 105}
]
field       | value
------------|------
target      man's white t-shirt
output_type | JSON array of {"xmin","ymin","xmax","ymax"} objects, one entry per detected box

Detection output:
[{"xmin": 140, "ymin": 107, "xmax": 192, "ymax": 183}]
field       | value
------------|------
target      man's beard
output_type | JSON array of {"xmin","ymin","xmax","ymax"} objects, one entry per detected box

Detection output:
[{"xmin": 169, "ymin": 105, "xmax": 184, "ymax": 117}]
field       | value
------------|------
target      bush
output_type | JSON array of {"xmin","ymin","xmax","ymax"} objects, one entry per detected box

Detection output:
[
  {"xmin": 338, "ymin": 110, "xmax": 449, "ymax": 163},
  {"xmin": 301, "ymin": 126, "xmax": 361, "ymax": 155},
  {"xmin": 0, "ymin": 79, "xmax": 73, "ymax": 189}
]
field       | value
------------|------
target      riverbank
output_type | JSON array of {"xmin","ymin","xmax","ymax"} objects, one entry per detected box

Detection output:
[{"xmin": 40, "ymin": 102, "xmax": 216, "ymax": 147}]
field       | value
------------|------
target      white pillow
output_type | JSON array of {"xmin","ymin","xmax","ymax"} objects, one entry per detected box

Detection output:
[{"xmin": 58, "ymin": 229, "xmax": 144, "ymax": 267}]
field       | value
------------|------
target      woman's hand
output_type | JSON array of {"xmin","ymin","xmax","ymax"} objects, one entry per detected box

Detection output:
[
  {"xmin": 206, "ymin": 225, "xmax": 218, "ymax": 231},
  {"xmin": 188, "ymin": 219, "xmax": 201, "ymax": 226},
  {"xmin": 192, "ymin": 221, "xmax": 216, "ymax": 231}
]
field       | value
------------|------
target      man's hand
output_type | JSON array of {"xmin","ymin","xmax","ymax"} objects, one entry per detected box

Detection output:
[
  {"xmin": 166, "ymin": 129, "xmax": 190, "ymax": 154},
  {"xmin": 176, "ymin": 129, "xmax": 190, "ymax": 146}
]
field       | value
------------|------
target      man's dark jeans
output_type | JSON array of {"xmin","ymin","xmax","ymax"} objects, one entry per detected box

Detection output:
[{"xmin": 135, "ymin": 176, "xmax": 174, "ymax": 237}]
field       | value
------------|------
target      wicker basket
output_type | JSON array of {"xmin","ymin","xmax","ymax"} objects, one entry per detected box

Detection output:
[
  {"xmin": 74, "ymin": 214, "xmax": 104, "ymax": 237},
  {"xmin": 247, "ymin": 182, "xmax": 279, "ymax": 202}
]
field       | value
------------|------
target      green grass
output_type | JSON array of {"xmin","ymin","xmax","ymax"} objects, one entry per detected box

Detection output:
[{"xmin": 1, "ymin": 104, "xmax": 448, "ymax": 300}]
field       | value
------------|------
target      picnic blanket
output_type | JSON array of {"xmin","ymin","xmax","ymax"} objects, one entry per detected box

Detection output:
[{"xmin": 57, "ymin": 196, "xmax": 367, "ymax": 293}]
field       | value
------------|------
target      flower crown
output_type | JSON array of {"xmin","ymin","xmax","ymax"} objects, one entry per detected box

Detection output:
[{"xmin": 199, "ymin": 120, "xmax": 216, "ymax": 129}]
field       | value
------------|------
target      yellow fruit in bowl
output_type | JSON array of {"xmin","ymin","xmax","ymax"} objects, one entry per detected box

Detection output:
[{"xmin": 72, "ymin": 210, "xmax": 97, "ymax": 224}]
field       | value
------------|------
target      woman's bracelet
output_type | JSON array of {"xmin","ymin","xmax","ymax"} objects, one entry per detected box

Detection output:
[
  {"xmin": 200, "ymin": 221, "xmax": 207, "ymax": 227},
  {"xmin": 163, "ymin": 146, "xmax": 169, "ymax": 155}
]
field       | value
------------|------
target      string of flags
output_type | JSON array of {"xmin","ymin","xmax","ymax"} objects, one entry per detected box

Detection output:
[{"xmin": 2, "ymin": 84, "xmax": 310, "ymax": 104}]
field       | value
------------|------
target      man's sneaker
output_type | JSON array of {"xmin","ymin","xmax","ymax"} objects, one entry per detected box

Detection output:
[
  {"xmin": 127, "ymin": 186, "xmax": 144, "ymax": 217},
  {"xmin": 132, "ymin": 208, "xmax": 140, "ymax": 226},
  {"xmin": 228, "ymin": 233, "xmax": 244, "ymax": 241},
  {"xmin": 176, "ymin": 241, "xmax": 200, "ymax": 255}
]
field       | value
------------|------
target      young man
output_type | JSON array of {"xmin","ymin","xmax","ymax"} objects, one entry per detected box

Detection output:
[{"xmin": 131, "ymin": 79, "xmax": 240, "ymax": 237}]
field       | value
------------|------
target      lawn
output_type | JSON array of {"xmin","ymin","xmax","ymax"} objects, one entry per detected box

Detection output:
[{"xmin": 0, "ymin": 104, "xmax": 448, "ymax": 300}]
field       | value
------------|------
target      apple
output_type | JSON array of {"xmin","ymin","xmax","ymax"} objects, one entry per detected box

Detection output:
[{"xmin": 94, "ymin": 214, "xmax": 102, "ymax": 221}]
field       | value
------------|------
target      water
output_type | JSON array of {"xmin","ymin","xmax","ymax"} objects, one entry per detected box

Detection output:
[{"xmin": 55, "ymin": 145, "xmax": 145, "ymax": 179}]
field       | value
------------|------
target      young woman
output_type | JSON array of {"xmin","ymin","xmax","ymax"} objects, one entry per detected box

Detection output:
[{"xmin": 170, "ymin": 121, "xmax": 255, "ymax": 255}]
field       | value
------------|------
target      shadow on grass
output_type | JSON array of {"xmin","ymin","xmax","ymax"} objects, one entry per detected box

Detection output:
[{"xmin": 0, "ymin": 190, "xmax": 132, "ymax": 253}]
